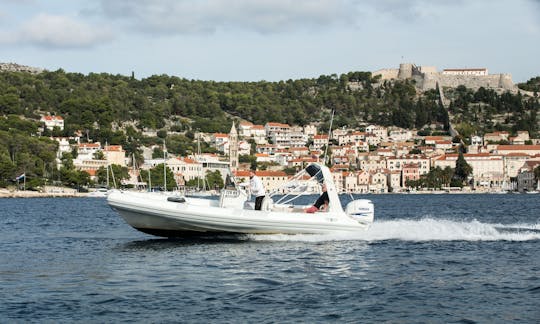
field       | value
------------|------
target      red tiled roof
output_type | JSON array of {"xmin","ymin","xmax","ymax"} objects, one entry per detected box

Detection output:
[
  {"xmin": 497, "ymin": 145, "xmax": 540, "ymax": 150},
  {"xmin": 234, "ymin": 170, "xmax": 287, "ymax": 177},
  {"xmin": 79, "ymin": 143, "xmax": 100, "ymax": 148},
  {"xmin": 314, "ymin": 135, "xmax": 328, "ymax": 139},
  {"xmin": 41, "ymin": 115, "xmax": 63, "ymax": 121},
  {"xmin": 443, "ymin": 68, "xmax": 487, "ymax": 71},
  {"xmin": 104, "ymin": 145, "xmax": 123, "ymax": 151},
  {"xmin": 266, "ymin": 122, "xmax": 290, "ymax": 127},
  {"xmin": 176, "ymin": 157, "xmax": 197, "ymax": 164},
  {"xmin": 425, "ymin": 136, "xmax": 444, "ymax": 140},
  {"xmin": 84, "ymin": 169, "xmax": 97, "ymax": 176}
]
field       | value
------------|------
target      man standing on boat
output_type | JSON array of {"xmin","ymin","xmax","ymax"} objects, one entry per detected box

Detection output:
[
  {"xmin": 305, "ymin": 183, "xmax": 329, "ymax": 213},
  {"xmin": 249, "ymin": 170, "xmax": 266, "ymax": 211}
]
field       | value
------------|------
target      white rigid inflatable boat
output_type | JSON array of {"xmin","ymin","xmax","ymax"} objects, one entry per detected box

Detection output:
[{"xmin": 107, "ymin": 163, "xmax": 374, "ymax": 237}]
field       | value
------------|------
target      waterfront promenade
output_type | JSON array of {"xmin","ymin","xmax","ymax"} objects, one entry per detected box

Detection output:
[
  {"xmin": 0, "ymin": 187, "xmax": 513, "ymax": 198},
  {"xmin": 0, "ymin": 188, "xmax": 88, "ymax": 198}
]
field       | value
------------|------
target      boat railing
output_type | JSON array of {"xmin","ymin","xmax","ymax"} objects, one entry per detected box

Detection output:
[
  {"xmin": 221, "ymin": 189, "xmax": 243, "ymax": 198},
  {"xmin": 271, "ymin": 168, "xmax": 317, "ymax": 206}
]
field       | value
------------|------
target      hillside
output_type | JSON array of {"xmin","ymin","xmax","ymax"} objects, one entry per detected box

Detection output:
[
  {"xmin": 0, "ymin": 69, "xmax": 452, "ymax": 141},
  {"xmin": 0, "ymin": 67, "xmax": 539, "ymax": 188}
]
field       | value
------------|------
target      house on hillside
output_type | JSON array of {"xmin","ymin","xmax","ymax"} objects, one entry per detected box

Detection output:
[{"xmin": 41, "ymin": 115, "xmax": 64, "ymax": 131}]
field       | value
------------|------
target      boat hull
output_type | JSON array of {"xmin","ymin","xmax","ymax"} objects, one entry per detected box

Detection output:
[{"xmin": 108, "ymin": 191, "xmax": 371, "ymax": 237}]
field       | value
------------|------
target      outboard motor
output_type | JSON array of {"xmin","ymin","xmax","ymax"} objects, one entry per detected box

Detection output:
[{"xmin": 345, "ymin": 199, "xmax": 374, "ymax": 226}]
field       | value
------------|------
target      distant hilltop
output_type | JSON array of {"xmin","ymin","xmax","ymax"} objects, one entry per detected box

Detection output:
[
  {"xmin": 0, "ymin": 61, "xmax": 519, "ymax": 92},
  {"xmin": 373, "ymin": 63, "xmax": 517, "ymax": 92},
  {"xmin": 0, "ymin": 62, "xmax": 44, "ymax": 74}
]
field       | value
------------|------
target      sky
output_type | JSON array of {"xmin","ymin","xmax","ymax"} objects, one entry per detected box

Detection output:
[{"xmin": 0, "ymin": 0, "xmax": 539, "ymax": 82}]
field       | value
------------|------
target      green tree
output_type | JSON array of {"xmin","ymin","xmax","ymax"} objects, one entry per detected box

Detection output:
[
  {"xmin": 152, "ymin": 147, "xmax": 164, "ymax": 158},
  {"xmin": 0, "ymin": 152, "xmax": 15, "ymax": 187},
  {"xmin": 205, "ymin": 170, "xmax": 224, "ymax": 189},
  {"xmin": 96, "ymin": 164, "xmax": 130, "ymax": 187},
  {"xmin": 94, "ymin": 150, "xmax": 105, "ymax": 160},
  {"xmin": 59, "ymin": 167, "xmax": 91, "ymax": 189},
  {"xmin": 185, "ymin": 177, "xmax": 205, "ymax": 189},
  {"xmin": 534, "ymin": 165, "xmax": 540, "ymax": 182},
  {"xmin": 143, "ymin": 163, "xmax": 176, "ymax": 191},
  {"xmin": 453, "ymin": 151, "xmax": 472, "ymax": 187},
  {"xmin": 157, "ymin": 129, "xmax": 168, "ymax": 138},
  {"xmin": 239, "ymin": 154, "xmax": 257, "ymax": 170}
]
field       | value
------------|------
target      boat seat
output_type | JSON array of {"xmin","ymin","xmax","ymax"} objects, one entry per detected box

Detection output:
[
  {"xmin": 244, "ymin": 201, "xmax": 255, "ymax": 210},
  {"xmin": 271, "ymin": 204, "xmax": 295, "ymax": 213}
]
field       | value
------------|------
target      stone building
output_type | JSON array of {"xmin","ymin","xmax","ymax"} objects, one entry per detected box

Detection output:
[{"xmin": 372, "ymin": 63, "xmax": 516, "ymax": 92}]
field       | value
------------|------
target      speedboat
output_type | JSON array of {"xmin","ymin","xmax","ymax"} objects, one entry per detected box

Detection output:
[
  {"xmin": 88, "ymin": 187, "xmax": 109, "ymax": 198},
  {"xmin": 107, "ymin": 163, "xmax": 374, "ymax": 237}
]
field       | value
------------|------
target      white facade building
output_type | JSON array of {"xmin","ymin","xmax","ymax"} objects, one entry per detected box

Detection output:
[{"xmin": 41, "ymin": 115, "xmax": 64, "ymax": 131}]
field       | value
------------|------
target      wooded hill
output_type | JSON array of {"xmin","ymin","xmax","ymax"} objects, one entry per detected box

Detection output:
[{"xmin": 0, "ymin": 68, "xmax": 539, "ymax": 188}]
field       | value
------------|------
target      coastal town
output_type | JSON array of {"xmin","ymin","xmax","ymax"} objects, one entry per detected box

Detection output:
[
  {"xmin": 2, "ymin": 2, "xmax": 540, "ymax": 323},
  {"xmin": 1, "ymin": 62, "xmax": 540, "ymax": 197},
  {"xmin": 8, "ymin": 111, "xmax": 537, "ymax": 197}
]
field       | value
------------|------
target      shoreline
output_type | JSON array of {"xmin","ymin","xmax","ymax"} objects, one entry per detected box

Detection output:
[
  {"xmin": 0, "ymin": 189, "xmax": 89, "ymax": 198},
  {"xmin": 0, "ymin": 189, "xmax": 521, "ymax": 198}
]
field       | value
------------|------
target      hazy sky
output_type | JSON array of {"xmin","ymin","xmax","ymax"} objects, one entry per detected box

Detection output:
[{"xmin": 1, "ymin": 0, "xmax": 539, "ymax": 82}]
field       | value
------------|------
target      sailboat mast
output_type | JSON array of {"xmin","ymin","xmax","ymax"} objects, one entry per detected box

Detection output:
[
  {"xmin": 105, "ymin": 141, "xmax": 109, "ymax": 189},
  {"xmin": 323, "ymin": 109, "xmax": 335, "ymax": 165},
  {"xmin": 163, "ymin": 143, "xmax": 167, "ymax": 191},
  {"xmin": 197, "ymin": 133, "xmax": 201, "ymax": 190}
]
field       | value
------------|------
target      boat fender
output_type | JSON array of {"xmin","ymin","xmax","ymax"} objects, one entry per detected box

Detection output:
[{"xmin": 167, "ymin": 196, "xmax": 186, "ymax": 203}]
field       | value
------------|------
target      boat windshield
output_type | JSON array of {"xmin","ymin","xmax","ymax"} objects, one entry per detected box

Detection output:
[
  {"xmin": 305, "ymin": 164, "xmax": 324, "ymax": 184},
  {"xmin": 270, "ymin": 163, "xmax": 329, "ymax": 206}
]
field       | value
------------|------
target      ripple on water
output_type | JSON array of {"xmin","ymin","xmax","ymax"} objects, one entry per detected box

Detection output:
[{"xmin": 0, "ymin": 196, "xmax": 539, "ymax": 322}]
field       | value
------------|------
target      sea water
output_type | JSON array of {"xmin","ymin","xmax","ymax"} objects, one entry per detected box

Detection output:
[{"xmin": 0, "ymin": 194, "xmax": 539, "ymax": 323}]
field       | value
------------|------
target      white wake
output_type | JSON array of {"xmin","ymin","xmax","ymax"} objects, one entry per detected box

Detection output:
[{"xmin": 247, "ymin": 218, "xmax": 540, "ymax": 242}]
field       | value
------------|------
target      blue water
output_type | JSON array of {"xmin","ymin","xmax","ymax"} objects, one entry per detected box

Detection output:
[{"xmin": 1, "ymin": 194, "xmax": 539, "ymax": 323}]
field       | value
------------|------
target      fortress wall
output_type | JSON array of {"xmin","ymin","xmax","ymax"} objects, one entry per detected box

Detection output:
[
  {"xmin": 437, "ymin": 74, "xmax": 513, "ymax": 90},
  {"xmin": 420, "ymin": 74, "xmax": 516, "ymax": 91},
  {"xmin": 420, "ymin": 73, "xmax": 439, "ymax": 90},
  {"xmin": 419, "ymin": 66, "xmax": 437, "ymax": 73},
  {"xmin": 372, "ymin": 63, "xmax": 517, "ymax": 93},
  {"xmin": 372, "ymin": 69, "xmax": 399, "ymax": 80}
]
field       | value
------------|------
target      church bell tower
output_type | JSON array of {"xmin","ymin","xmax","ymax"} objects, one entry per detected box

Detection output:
[{"xmin": 229, "ymin": 121, "xmax": 239, "ymax": 171}]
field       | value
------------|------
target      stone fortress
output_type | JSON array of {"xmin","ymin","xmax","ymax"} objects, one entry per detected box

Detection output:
[{"xmin": 373, "ymin": 63, "xmax": 517, "ymax": 92}]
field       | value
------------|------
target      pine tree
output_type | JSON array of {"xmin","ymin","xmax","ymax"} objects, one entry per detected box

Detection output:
[{"xmin": 454, "ymin": 151, "xmax": 473, "ymax": 186}]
